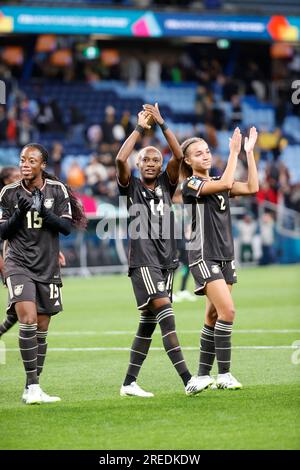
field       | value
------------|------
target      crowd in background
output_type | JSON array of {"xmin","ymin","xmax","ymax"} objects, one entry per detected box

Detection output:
[{"xmin": 0, "ymin": 41, "xmax": 299, "ymax": 266}]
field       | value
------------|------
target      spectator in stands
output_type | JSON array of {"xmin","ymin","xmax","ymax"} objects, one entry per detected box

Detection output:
[
  {"xmin": 66, "ymin": 160, "xmax": 85, "ymax": 190},
  {"xmin": 86, "ymin": 124, "xmax": 102, "ymax": 150},
  {"xmin": 237, "ymin": 214, "xmax": 257, "ymax": 263},
  {"xmin": 256, "ymin": 180, "xmax": 278, "ymax": 206},
  {"xmin": 230, "ymin": 95, "xmax": 243, "ymax": 129},
  {"xmin": 259, "ymin": 212, "xmax": 275, "ymax": 265},
  {"xmin": 146, "ymin": 58, "xmax": 161, "ymax": 88},
  {"xmin": 0, "ymin": 105, "xmax": 8, "ymax": 142},
  {"xmin": 120, "ymin": 110, "xmax": 134, "ymax": 138},
  {"xmin": 101, "ymin": 106, "xmax": 116, "ymax": 145},
  {"xmin": 35, "ymin": 100, "xmax": 54, "ymax": 133},
  {"xmin": 49, "ymin": 142, "xmax": 64, "ymax": 179},
  {"xmin": 85, "ymin": 154, "xmax": 108, "ymax": 195},
  {"xmin": 17, "ymin": 112, "xmax": 36, "ymax": 147}
]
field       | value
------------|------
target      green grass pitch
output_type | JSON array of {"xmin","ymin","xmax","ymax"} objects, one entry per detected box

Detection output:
[{"xmin": 0, "ymin": 264, "xmax": 299, "ymax": 450}]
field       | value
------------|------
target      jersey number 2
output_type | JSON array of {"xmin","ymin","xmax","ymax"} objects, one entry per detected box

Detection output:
[
  {"xmin": 26, "ymin": 211, "xmax": 43, "ymax": 228},
  {"xmin": 217, "ymin": 195, "xmax": 226, "ymax": 211}
]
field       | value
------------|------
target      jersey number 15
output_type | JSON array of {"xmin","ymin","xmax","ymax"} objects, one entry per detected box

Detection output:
[{"xmin": 26, "ymin": 211, "xmax": 43, "ymax": 229}]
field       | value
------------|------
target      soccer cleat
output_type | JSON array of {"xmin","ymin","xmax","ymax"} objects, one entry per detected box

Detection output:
[
  {"xmin": 23, "ymin": 385, "xmax": 61, "ymax": 403},
  {"xmin": 216, "ymin": 372, "xmax": 242, "ymax": 390},
  {"xmin": 196, "ymin": 375, "xmax": 215, "ymax": 390},
  {"xmin": 185, "ymin": 375, "xmax": 213, "ymax": 396},
  {"xmin": 120, "ymin": 381, "xmax": 154, "ymax": 398},
  {"xmin": 173, "ymin": 290, "xmax": 196, "ymax": 303},
  {"xmin": 39, "ymin": 388, "xmax": 61, "ymax": 403},
  {"xmin": 178, "ymin": 290, "xmax": 197, "ymax": 302},
  {"xmin": 25, "ymin": 384, "xmax": 42, "ymax": 405},
  {"xmin": 22, "ymin": 387, "xmax": 29, "ymax": 402}
]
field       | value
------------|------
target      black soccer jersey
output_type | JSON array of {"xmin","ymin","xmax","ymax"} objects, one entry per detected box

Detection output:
[
  {"xmin": 182, "ymin": 175, "xmax": 234, "ymax": 265},
  {"xmin": 118, "ymin": 171, "xmax": 178, "ymax": 270},
  {"xmin": 0, "ymin": 179, "xmax": 72, "ymax": 284}
]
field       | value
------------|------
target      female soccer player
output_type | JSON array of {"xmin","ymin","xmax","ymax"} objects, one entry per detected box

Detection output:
[
  {"xmin": 181, "ymin": 127, "xmax": 258, "ymax": 390},
  {"xmin": 0, "ymin": 143, "xmax": 86, "ymax": 404},
  {"xmin": 116, "ymin": 104, "xmax": 206, "ymax": 397}
]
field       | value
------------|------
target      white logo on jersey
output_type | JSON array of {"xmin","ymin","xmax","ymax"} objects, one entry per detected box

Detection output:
[
  {"xmin": 157, "ymin": 281, "xmax": 165, "ymax": 292},
  {"xmin": 155, "ymin": 186, "xmax": 163, "ymax": 198},
  {"xmin": 14, "ymin": 285, "xmax": 24, "ymax": 296},
  {"xmin": 211, "ymin": 265, "xmax": 220, "ymax": 274},
  {"xmin": 44, "ymin": 198, "xmax": 54, "ymax": 209},
  {"xmin": 54, "ymin": 300, "xmax": 60, "ymax": 306}
]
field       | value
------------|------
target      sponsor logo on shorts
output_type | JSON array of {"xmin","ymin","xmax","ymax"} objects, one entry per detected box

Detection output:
[
  {"xmin": 14, "ymin": 285, "xmax": 24, "ymax": 296},
  {"xmin": 157, "ymin": 281, "xmax": 165, "ymax": 292},
  {"xmin": 44, "ymin": 198, "xmax": 54, "ymax": 209},
  {"xmin": 211, "ymin": 265, "xmax": 220, "ymax": 274}
]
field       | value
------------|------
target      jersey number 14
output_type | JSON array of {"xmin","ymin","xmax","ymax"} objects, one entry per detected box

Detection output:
[{"xmin": 150, "ymin": 199, "xmax": 164, "ymax": 216}]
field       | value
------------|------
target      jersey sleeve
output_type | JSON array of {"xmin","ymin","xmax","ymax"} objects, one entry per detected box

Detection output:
[
  {"xmin": 55, "ymin": 184, "xmax": 72, "ymax": 219},
  {"xmin": 117, "ymin": 176, "xmax": 133, "ymax": 197},
  {"xmin": 181, "ymin": 177, "xmax": 206, "ymax": 202},
  {"xmin": 0, "ymin": 190, "xmax": 13, "ymax": 223}
]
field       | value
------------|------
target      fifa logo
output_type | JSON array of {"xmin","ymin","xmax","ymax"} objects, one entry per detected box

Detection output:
[
  {"xmin": 291, "ymin": 80, "xmax": 300, "ymax": 105},
  {"xmin": 0, "ymin": 80, "xmax": 5, "ymax": 105}
]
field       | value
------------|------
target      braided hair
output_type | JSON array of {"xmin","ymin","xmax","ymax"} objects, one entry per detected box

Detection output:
[{"xmin": 22, "ymin": 143, "xmax": 87, "ymax": 229}]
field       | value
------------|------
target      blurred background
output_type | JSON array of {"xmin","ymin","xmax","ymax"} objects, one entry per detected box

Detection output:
[{"xmin": 0, "ymin": 0, "xmax": 299, "ymax": 273}]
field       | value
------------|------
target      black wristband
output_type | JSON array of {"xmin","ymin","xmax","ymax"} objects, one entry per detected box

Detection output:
[
  {"xmin": 135, "ymin": 125, "xmax": 144, "ymax": 135},
  {"xmin": 160, "ymin": 122, "xmax": 168, "ymax": 132}
]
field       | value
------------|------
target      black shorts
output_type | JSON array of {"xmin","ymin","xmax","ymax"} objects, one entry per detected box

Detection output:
[
  {"xmin": 190, "ymin": 260, "xmax": 237, "ymax": 296},
  {"xmin": 6, "ymin": 274, "xmax": 63, "ymax": 316},
  {"xmin": 129, "ymin": 267, "xmax": 175, "ymax": 310}
]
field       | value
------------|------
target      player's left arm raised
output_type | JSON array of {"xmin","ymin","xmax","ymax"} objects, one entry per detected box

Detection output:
[
  {"xmin": 230, "ymin": 127, "xmax": 259, "ymax": 196},
  {"xmin": 143, "ymin": 102, "xmax": 183, "ymax": 185}
]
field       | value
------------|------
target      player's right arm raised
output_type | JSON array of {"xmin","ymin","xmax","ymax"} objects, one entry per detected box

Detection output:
[
  {"xmin": 116, "ymin": 111, "xmax": 151, "ymax": 186},
  {"xmin": 200, "ymin": 127, "xmax": 242, "ymax": 196}
]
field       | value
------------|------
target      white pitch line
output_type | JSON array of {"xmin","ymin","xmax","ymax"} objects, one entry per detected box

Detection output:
[
  {"xmin": 103, "ymin": 329, "xmax": 300, "ymax": 335},
  {"xmin": 5, "ymin": 329, "xmax": 300, "ymax": 337},
  {"xmin": 4, "ymin": 346, "xmax": 298, "ymax": 352}
]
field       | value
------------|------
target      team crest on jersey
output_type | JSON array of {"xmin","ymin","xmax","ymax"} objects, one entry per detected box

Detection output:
[
  {"xmin": 44, "ymin": 198, "xmax": 54, "ymax": 209},
  {"xmin": 211, "ymin": 265, "xmax": 220, "ymax": 274},
  {"xmin": 187, "ymin": 177, "xmax": 201, "ymax": 191},
  {"xmin": 155, "ymin": 186, "xmax": 163, "ymax": 198},
  {"xmin": 14, "ymin": 285, "xmax": 24, "ymax": 296},
  {"xmin": 157, "ymin": 281, "xmax": 165, "ymax": 292}
]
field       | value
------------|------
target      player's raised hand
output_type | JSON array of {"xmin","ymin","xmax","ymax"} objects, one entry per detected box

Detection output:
[
  {"xmin": 17, "ymin": 193, "xmax": 33, "ymax": 215},
  {"xmin": 137, "ymin": 110, "xmax": 151, "ymax": 129},
  {"xmin": 142, "ymin": 102, "xmax": 164, "ymax": 126},
  {"xmin": 229, "ymin": 127, "xmax": 242, "ymax": 156},
  {"xmin": 31, "ymin": 187, "xmax": 45, "ymax": 214},
  {"xmin": 244, "ymin": 126, "xmax": 258, "ymax": 154}
]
